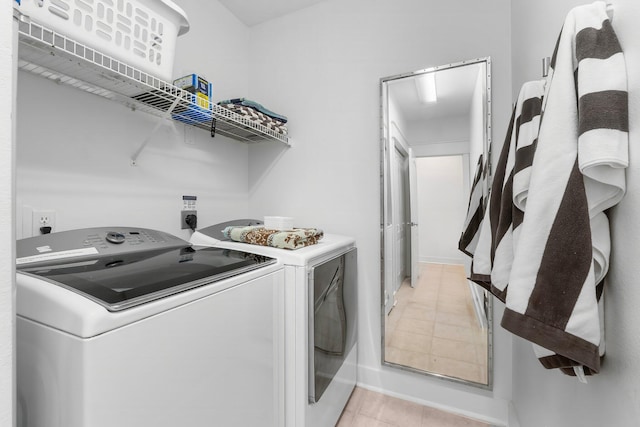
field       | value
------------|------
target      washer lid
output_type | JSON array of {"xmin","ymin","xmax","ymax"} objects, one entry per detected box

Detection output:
[{"xmin": 18, "ymin": 246, "xmax": 275, "ymax": 311}]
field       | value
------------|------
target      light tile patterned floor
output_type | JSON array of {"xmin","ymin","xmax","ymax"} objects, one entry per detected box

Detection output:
[
  {"xmin": 336, "ymin": 387, "xmax": 492, "ymax": 427},
  {"xmin": 384, "ymin": 263, "xmax": 488, "ymax": 384}
]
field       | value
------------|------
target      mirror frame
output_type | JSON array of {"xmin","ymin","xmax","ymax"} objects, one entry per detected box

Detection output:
[{"xmin": 379, "ymin": 57, "xmax": 493, "ymax": 390}]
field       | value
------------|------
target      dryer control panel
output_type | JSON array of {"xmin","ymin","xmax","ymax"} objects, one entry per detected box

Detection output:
[{"xmin": 16, "ymin": 227, "xmax": 189, "ymax": 267}]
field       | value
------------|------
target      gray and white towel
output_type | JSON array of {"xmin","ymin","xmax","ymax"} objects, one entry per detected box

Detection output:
[
  {"xmin": 458, "ymin": 153, "xmax": 488, "ymax": 257},
  {"xmin": 503, "ymin": 0, "xmax": 628, "ymax": 376},
  {"xmin": 469, "ymin": 80, "xmax": 544, "ymax": 301}
]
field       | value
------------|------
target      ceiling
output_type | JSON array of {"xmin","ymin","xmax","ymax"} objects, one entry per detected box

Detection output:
[
  {"xmin": 218, "ymin": 0, "xmax": 327, "ymax": 27},
  {"xmin": 387, "ymin": 63, "xmax": 482, "ymax": 123}
]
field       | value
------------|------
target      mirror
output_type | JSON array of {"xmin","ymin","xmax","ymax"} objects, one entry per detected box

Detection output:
[{"xmin": 380, "ymin": 58, "xmax": 493, "ymax": 388}]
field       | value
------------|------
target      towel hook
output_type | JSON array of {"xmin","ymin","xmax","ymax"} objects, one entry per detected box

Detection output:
[{"xmin": 542, "ymin": 57, "xmax": 551, "ymax": 77}]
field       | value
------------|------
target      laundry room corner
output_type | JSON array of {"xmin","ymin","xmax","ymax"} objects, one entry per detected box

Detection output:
[
  {"xmin": 10, "ymin": 0, "xmax": 640, "ymax": 426},
  {"xmin": 15, "ymin": 0, "xmax": 256, "ymax": 241}
]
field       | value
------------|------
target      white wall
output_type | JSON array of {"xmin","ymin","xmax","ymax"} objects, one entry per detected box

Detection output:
[
  {"xmin": 510, "ymin": 0, "xmax": 586, "ymax": 100},
  {"xmin": 407, "ymin": 115, "xmax": 470, "ymax": 145},
  {"xmin": 245, "ymin": 0, "xmax": 513, "ymax": 423},
  {"xmin": 416, "ymin": 156, "xmax": 466, "ymax": 265},
  {"xmin": 173, "ymin": 1, "xmax": 250, "ymax": 105},
  {"xmin": 0, "ymin": 2, "xmax": 15, "ymax": 426},
  {"xmin": 15, "ymin": 0, "xmax": 254, "ymax": 241},
  {"xmin": 509, "ymin": 1, "xmax": 640, "ymax": 426}
]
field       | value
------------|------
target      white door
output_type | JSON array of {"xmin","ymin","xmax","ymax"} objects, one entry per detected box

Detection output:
[
  {"xmin": 383, "ymin": 135, "xmax": 395, "ymax": 316},
  {"xmin": 408, "ymin": 148, "xmax": 420, "ymax": 287},
  {"xmin": 393, "ymin": 145, "xmax": 406, "ymax": 294}
]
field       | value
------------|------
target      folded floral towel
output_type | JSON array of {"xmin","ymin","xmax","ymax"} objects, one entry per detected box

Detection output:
[{"xmin": 222, "ymin": 225, "xmax": 323, "ymax": 250}]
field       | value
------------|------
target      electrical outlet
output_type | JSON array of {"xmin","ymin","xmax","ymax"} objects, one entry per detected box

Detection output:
[
  {"xmin": 32, "ymin": 209, "xmax": 56, "ymax": 235},
  {"xmin": 181, "ymin": 210, "xmax": 197, "ymax": 230}
]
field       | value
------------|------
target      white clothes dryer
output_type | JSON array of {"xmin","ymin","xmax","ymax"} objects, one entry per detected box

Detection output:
[
  {"xmin": 191, "ymin": 221, "xmax": 358, "ymax": 427},
  {"xmin": 16, "ymin": 227, "xmax": 285, "ymax": 427}
]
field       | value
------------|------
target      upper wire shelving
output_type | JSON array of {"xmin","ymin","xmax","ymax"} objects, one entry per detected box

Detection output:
[{"xmin": 15, "ymin": 12, "xmax": 290, "ymax": 147}]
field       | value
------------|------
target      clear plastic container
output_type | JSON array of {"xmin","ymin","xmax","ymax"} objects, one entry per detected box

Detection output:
[{"xmin": 16, "ymin": 0, "xmax": 189, "ymax": 81}]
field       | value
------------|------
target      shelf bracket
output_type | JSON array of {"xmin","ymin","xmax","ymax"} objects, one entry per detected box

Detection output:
[{"xmin": 130, "ymin": 96, "xmax": 181, "ymax": 166}]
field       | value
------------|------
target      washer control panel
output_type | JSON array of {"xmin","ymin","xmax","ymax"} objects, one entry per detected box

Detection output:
[{"xmin": 16, "ymin": 227, "xmax": 190, "ymax": 267}]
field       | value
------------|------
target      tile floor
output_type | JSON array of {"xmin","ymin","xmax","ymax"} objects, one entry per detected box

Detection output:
[
  {"xmin": 384, "ymin": 263, "xmax": 488, "ymax": 384},
  {"xmin": 336, "ymin": 387, "xmax": 493, "ymax": 427}
]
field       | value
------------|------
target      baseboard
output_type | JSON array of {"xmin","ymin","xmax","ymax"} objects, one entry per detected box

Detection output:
[
  {"xmin": 508, "ymin": 401, "xmax": 521, "ymax": 427},
  {"xmin": 357, "ymin": 364, "xmax": 508, "ymax": 426},
  {"xmin": 420, "ymin": 257, "xmax": 466, "ymax": 265}
]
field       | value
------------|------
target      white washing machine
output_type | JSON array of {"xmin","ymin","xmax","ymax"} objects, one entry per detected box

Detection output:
[
  {"xmin": 16, "ymin": 227, "xmax": 285, "ymax": 427},
  {"xmin": 191, "ymin": 221, "xmax": 358, "ymax": 427}
]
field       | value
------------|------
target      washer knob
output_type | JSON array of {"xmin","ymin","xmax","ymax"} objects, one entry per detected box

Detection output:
[{"xmin": 105, "ymin": 231, "xmax": 126, "ymax": 244}]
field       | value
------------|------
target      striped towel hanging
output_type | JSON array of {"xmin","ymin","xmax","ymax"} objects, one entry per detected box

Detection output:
[
  {"xmin": 467, "ymin": 80, "xmax": 544, "ymax": 302},
  {"xmin": 458, "ymin": 153, "xmax": 488, "ymax": 257},
  {"xmin": 503, "ymin": 0, "xmax": 628, "ymax": 377}
]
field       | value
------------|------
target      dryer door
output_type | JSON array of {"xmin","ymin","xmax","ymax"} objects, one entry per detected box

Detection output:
[{"xmin": 308, "ymin": 248, "xmax": 357, "ymax": 403}]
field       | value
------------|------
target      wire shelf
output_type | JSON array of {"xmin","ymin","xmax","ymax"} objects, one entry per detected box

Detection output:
[{"xmin": 16, "ymin": 14, "xmax": 290, "ymax": 146}]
